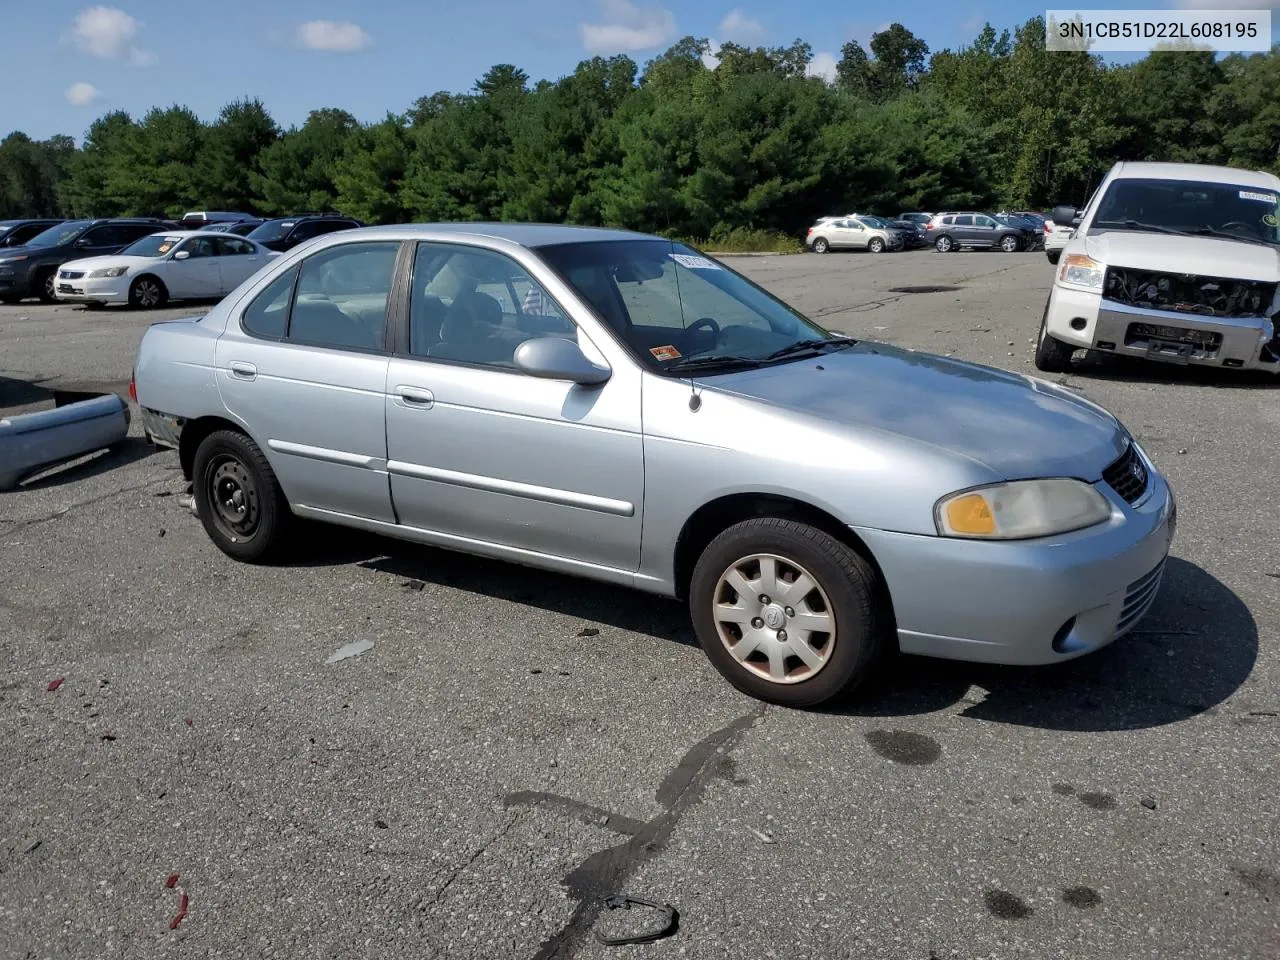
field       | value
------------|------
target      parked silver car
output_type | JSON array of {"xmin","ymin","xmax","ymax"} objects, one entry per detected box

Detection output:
[
  {"xmin": 132, "ymin": 224, "xmax": 1176, "ymax": 707},
  {"xmin": 806, "ymin": 215, "xmax": 907, "ymax": 253}
]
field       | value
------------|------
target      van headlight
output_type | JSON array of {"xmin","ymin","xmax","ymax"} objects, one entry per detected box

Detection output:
[
  {"xmin": 935, "ymin": 479, "xmax": 1112, "ymax": 540},
  {"xmin": 88, "ymin": 266, "xmax": 128, "ymax": 279},
  {"xmin": 1058, "ymin": 253, "xmax": 1104, "ymax": 290}
]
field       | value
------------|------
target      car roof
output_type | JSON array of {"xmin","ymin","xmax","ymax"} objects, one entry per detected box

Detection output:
[
  {"xmin": 1110, "ymin": 161, "xmax": 1280, "ymax": 190},
  {"xmin": 326, "ymin": 222, "xmax": 656, "ymax": 248}
]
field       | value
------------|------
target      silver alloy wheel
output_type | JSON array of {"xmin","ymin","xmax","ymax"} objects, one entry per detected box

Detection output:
[
  {"xmin": 1001, "ymin": 235, "xmax": 1019, "ymax": 252},
  {"xmin": 712, "ymin": 553, "xmax": 836, "ymax": 685},
  {"xmin": 869, "ymin": 238, "xmax": 884, "ymax": 253},
  {"xmin": 44, "ymin": 272, "xmax": 55, "ymax": 298},
  {"xmin": 813, "ymin": 237, "xmax": 829, "ymax": 253},
  {"xmin": 936, "ymin": 236, "xmax": 952, "ymax": 252},
  {"xmin": 135, "ymin": 279, "xmax": 161, "ymax": 307}
]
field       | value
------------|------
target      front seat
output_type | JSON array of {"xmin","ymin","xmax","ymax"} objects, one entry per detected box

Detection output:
[{"xmin": 428, "ymin": 291, "xmax": 511, "ymax": 364}]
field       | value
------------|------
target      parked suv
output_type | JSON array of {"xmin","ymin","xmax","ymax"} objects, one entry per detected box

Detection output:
[
  {"xmin": 246, "ymin": 214, "xmax": 363, "ymax": 253},
  {"xmin": 0, "ymin": 218, "xmax": 172, "ymax": 303},
  {"xmin": 807, "ymin": 215, "xmax": 907, "ymax": 253},
  {"xmin": 927, "ymin": 212, "xmax": 1023, "ymax": 253},
  {"xmin": 0, "ymin": 219, "xmax": 66, "ymax": 249}
]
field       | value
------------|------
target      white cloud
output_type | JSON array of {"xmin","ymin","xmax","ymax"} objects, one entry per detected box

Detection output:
[
  {"xmin": 719, "ymin": 8, "xmax": 765, "ymax": 43},
  {"xmin": 807, "ymin": 50, "xmax": 838, "ymax": 82},
  {"xmin": 580, "ymin": 0, "xmax": 677, "ymax": 54},
  {"xmin": 960, "ymin": 12, "xmax": 985, "ymax": 36},
  {"xmin": 702, "ymin": 39, "xmax": 721, "ymax": 68},
  {"xmin": 68, "ymin": 5, "xmax": 154, "ymax": 64},
  {"xmin": 1169, "ymin": 0, "xmax": 1277, "ymax": 7},
  {"xmin": 297, "ymin": 20, "xmax": 373, "ymax": 52},
  {"xmin": 65, "ymin": 82, "xmax": 101, "ymax": 106}
]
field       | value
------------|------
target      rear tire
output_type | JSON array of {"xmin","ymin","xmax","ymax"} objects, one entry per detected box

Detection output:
[
  {"xmin": 812, "ymin": 237, "xmax": 830, "ymax": 254},
  {"xmin": 1046, "ymin": 250, "xmax": 1061, "ymax": 265},
  {"xmin": 689, "ymin": 518, "xmax": 885, "ymax": 708},
  {"xmin": 934, "ymin": 235, "xmax": 954, "ymax": 253},
  {"xmin": 1034, "ymin": 300, "xmax": 1075, "ymax": 373},
  {"xmin": 192, "ymin": 430, "xmax": 291, "ymax": 563},
  {"xmin": 37, "ymin": 269, "xmax": 57, "ymax": 304}
]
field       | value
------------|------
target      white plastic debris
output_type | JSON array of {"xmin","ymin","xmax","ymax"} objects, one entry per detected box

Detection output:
[{"xmin": 326, "ymin": 639, "xmax": 374, "ymax": 664}]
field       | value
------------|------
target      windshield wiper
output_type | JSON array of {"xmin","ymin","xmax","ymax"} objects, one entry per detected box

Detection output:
[
  {"xmin": 761, "ymin": 335, "xmax": 859, "ymax": 363},
  {"xmin": 1186, "ymin": 225, "xmax": 1274, "ymax": 247},
  {"xmin": 1093, "ymin": 219, "xmax": 1193, "ymax": 237},
  {"xmin": 664, "ymin": 354, "xmax": 762, "ymax": 374}
]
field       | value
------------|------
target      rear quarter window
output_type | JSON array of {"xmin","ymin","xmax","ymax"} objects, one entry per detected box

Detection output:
[{"xmin": 241, "ymin": 266, "xmax": 298, "ymax": 340}]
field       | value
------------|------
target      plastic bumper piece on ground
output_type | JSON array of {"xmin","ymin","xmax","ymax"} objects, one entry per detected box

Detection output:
[{"xmin": 0, "ymin": 393, "xmax": 131, "ymax": 490}]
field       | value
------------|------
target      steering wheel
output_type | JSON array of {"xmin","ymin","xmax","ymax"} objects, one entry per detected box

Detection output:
[{"xmin": 681, "ymin": 317, "xmax": 720, "ymax": 350}]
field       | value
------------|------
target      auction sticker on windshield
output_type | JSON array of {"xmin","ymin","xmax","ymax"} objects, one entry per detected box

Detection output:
[
  {"xmin": 650, "ymin": 345, "xmax": 681, "ymax": 361},
  {"xmin": 670, "ymin": 253, "xmax": 721, "ymax": 270},
  {"xmin": 1239, "ymin": 191, "xmax": 1276, "ymax": 204}
]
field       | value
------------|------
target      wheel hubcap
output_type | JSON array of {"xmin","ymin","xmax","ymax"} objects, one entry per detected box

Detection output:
[
  {"xmin": 207, "ymin": 457, "xmax": 259, "ymax": 540},
  {"xmin": 139, "ymin": 282, "xmax": 158, "ymax": 306},
  {"xmin": 712, "ymin": 553, "xmax": 836, "ymax": 685}
]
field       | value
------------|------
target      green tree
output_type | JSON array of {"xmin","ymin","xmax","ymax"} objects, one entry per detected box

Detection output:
[
  {"xmin": 251, "ymin": 108, "xmax": 358, "ymax": 214},
  {"xmin": 196, "ymin": 98, "xmax": 279, "ymax": 212},
  {"xmin": 333, "ymin": 114, "xmax": 412, "ymax": 222}
]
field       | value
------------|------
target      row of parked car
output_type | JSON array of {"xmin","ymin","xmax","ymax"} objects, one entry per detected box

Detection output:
[
  {"xmin": 0, "ymin": 211, "xmax": 364, "ymax": 306},
  {"xmin": 806, "ymin": 210, "xmax": 1054, "ymax": 254}
]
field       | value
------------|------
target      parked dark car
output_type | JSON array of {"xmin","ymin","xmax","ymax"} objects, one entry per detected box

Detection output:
[
  {"xmin": 175, "ymin": 211, "xmax": 260, "ymax": 232},
  {"xmin": 926, "ymin": 212, "xmax": 1023, "ymax": 253},
  {"xmin": 994, "ymin": 214, "xmax": 1040, "ymax": 250},
  {"xmin": 889, "ymin": 218, "xmax": 928, "ymax": 248},
  {"xmin": 201, "ymin": 219, "xmax": 265, "ymax": 236},
  {"xmin": 0, "ymin": 219, "xmax": 66, "ymax": 249},
  {"xmin": 245, "ymin": 213, "xmax": 363, "ymax": 252},
  {"xmin": 897, "ymin": 212, "xmax": 933, "ymax": 226},
  {"xmin": 0, "ymin": 218, "xmax": 173, "ymax": 303}
]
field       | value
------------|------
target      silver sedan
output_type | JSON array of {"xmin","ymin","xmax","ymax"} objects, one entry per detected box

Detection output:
[{"xmin": 132, "ymin": 223, "xmax": 1176, "ymax": 707}]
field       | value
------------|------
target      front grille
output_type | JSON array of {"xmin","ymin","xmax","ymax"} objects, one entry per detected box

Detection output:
[
  {"xmin": 60, "ymin": 270, "xmax": 85, "ymax": 280},
  {"xmin": 1102, "ymin": 443, "xmax": 1149, "ymax": 504},
  {"xmin": 1117, "ymin": 559, "xmax": 1165, "ymax": 635},
  {"xmin": 1103, "ymin": 266, "xmax": 1275, "ymax": 319}
]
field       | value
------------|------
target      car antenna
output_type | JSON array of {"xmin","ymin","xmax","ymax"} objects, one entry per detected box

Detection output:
[{"xmin": 669, "ymin": 240, "xmax": 701, "ymax": 411}]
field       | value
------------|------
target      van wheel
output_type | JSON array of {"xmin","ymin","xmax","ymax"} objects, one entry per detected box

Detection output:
[
  {"xmin": 934, "ymin": 235, "xmax": 954, "ymax": 253},
  {"xmin": 689, "ymin": 518, "xmax": 885, "ymax": 708},
  {"xmin": 192, "ymin": 430, "xmax": 291, "ymax": 563},
  {"xmin": 1033, "ymin": 300, "xmax": 1074, "ymax": 373}
]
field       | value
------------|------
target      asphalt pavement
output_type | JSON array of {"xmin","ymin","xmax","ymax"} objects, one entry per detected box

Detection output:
[{"xmin": 1, "ymin": 249, "xmax": 1276, "ymax": 960}]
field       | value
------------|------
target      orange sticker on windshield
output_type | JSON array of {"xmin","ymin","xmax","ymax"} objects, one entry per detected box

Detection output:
[{"xmin": 650, "ymin": 345, "xmax": 681, "ymax": 361}]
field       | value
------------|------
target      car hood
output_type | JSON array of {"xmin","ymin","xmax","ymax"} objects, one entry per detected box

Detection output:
[
  {"xmin": 1083, "ymin": 231, "xmax": 1280, "ymax": 281},
  {"xmin": 59, "ymin": 255, "xmax": 155, "ymax": 272},
  {"xmin": 707, "ymin": 342, "xmax": 1128, "ymax": 481}
]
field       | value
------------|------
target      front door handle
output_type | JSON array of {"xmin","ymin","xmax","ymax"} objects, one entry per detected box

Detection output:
[
  {"xmin": 397, "ymin": 386, "xmax": 434, "ymax": 408},
  {"xmin": 229, "ymin": 361, "xmax": 257, "ymax": 380}
]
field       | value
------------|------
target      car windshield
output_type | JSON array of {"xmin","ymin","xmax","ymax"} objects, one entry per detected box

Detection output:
[
  {"xmin": 121, "ymin": 234, "xmax": 184, "ymax": 257},
  {"xmin": 1091, "ymin": 177, "xmax": 1280, "ymax": 246},
  {"xmin": 26, "ymin": 220, "xmax": 91, "ymax": 247},
  {"xmin": 859, "ymin": 217, "xmax": 887, "ymax": 228},
  {"xmin": 247, "ymin": 220, "xmax": 295, "ymax": 242},
  {"xmin": 535, "ymin": 239, "xmax": 844, "ymax": 374}
]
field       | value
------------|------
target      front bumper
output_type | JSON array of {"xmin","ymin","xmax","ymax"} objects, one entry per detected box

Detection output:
[
  {"xmin": 854, "ymin": 463, "xmax": 1176, "ymax": 666},
  {"xmin": 1045, "ymin": 284, "xmax": 1280, "ymax": 373},
  {"xmin": 54, "ymin": 275, "xmax": 129, "ymax": 303},
  {"xmin": 0, "ymin": 265, "xmax": 33, "ymax": 298}
]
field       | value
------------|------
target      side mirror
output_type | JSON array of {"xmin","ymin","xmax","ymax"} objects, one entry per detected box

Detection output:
[
  {"xmin": 1051, "ymin": 205, "xmax": 1079, "ymax": 226},
  {"xmin": 173, "ymin": 250, "xmax": 190, "ymax": 260},
  {"xmin": 514, "ymin": 337, "xmax": 611, "ymax": 386},
  {"xmin": 74, "ymin": 238, "xmax": 92, "ymax": 249}
]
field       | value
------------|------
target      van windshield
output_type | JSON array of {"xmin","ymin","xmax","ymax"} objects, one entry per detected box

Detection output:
[{"xmin": 1091, "ymin": 178, "xmax": 1280, "ymax": 246}]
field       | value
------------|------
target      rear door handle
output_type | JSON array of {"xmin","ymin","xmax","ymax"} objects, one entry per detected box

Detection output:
[
  {"xmin": 229, "ymin": 361, "xmax": 257, "ymax": 380},
  {"xmin": 397, "ymin": 386, "xmax": 434, "ymax": 408}
]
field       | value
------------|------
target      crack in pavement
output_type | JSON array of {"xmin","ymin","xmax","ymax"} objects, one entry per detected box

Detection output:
[
  {"xmin": 514, "ymin": 704, "xmax": 767, "ymax": 959},
  {"xmin": 0, "ymin": 477, "xmax": 171, "ymax": 539}
]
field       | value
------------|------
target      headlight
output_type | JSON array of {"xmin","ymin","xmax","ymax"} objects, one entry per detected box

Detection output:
[
  {"xmin": 88, "ymin": 266, "xmax": 128, "ymax": 279},
  {"xmin": 1058, "ymin": 253, "xmax": 1104, "ymax": 290},
  {"xmin": 935, "ymin": 478, "xmax": 1112, "ymax": 540}
]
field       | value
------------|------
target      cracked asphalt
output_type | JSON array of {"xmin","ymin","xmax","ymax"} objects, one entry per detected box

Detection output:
[{"xmin": 1, "ymin": 249, "xmax": 1277, "ymax": 959}]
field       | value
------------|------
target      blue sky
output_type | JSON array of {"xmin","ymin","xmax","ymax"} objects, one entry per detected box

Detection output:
[{"xmin": 4, "ymin": 0, "xmax": 1278, "ymax": 141}]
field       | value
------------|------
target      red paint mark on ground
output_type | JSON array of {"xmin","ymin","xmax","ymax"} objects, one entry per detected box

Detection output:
[
  {"xmin": 47, "ymin": 678, "xmax": 64, "ymax": 692},
  {"xmin": 165, "ymin": 873, "xmax": 179, "ymax": 889},
  {"xmin": 170, "ymin": 891, "xmax": 189, "ymax": 930}
]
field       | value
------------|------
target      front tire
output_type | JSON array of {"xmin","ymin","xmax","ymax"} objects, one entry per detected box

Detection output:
[
  {"xmin": 129, "ymin": 276, "xmax": 168, "ymax": 309},
  {"xmin": 1034, "ymin": 300, "xmax": 1075, "ymax": 373},
  {"xmin": 868, "ymin": 237, "xmax": 885, "ymax": 253},
  {"xmin": 812, "ymin": 237, "xmax": 830, "ymax": 254},
  {"xmin": 934, "ymin": 235, "xmax": 954, "ymax": 253},
  {"xmin": 37, "ymin": 269, "xmax": 57, "ymax": 303},
  {"xmin": 689, "ymin": 518, "xmax": 884, "ymax": 708},
  {"xmin": 192, "ymin": 430, "xmax": 291, "ymax": 563}
]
